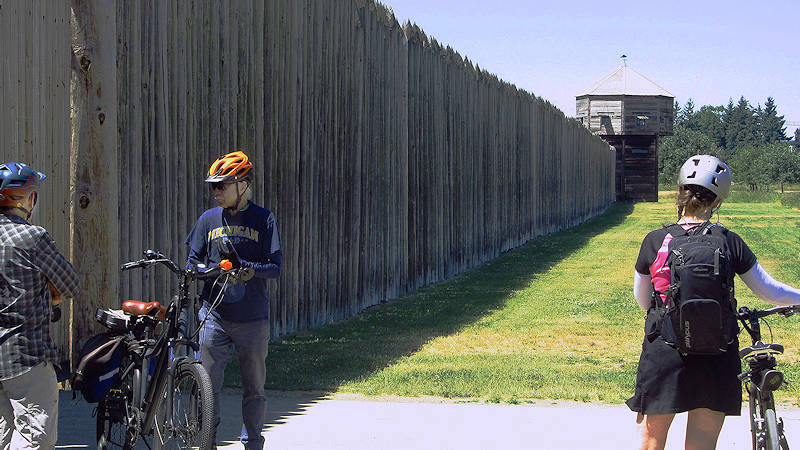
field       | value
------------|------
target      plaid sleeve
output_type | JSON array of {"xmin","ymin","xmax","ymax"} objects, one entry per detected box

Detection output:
[{"xmin": 34, "ymin": 231, "xmax": 79, "ymax": 298}]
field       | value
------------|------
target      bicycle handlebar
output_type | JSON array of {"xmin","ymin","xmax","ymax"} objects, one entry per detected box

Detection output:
[
  {"xmin": 120, "ymin": 249, "xmax": 253, "ymax": 282},
  {"xmin": 737, "ymin": 304, "xmax": 800, "ymax": 321},
  {"xmin": 120, "ymin": 257, "xmax": 181, "ymax": 275}
]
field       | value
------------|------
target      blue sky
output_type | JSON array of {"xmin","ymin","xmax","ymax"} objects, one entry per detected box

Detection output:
[{"xmin": 385, "ymin": 0, "xmax": 799, "ymax": 136}]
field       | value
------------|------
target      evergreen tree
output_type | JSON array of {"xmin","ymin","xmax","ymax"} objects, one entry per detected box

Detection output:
[
  {"xmin": 658, "ymin": 96, "xmax": 797, "ymax": 190},
  {"xmin": 722, "ymin": 99, "xmax": 735, "ymax": 151},
  {"xmin": 754, "ymin": 104, "xmax": 764, "ymax": 143},
  {"xmin": 693, "ymin": 105, "xmax": 726, "ymax": 149},
  {"xmin": 725, "ymin": 97, "xmax": 759, "ymax": 151},
  {"xmin": 759, "ymin": 97, "xmax": 787, "ymax": 143},
  {"xmin": 679, "ymin": 99, "xmax": 696, "ymax": 128}
]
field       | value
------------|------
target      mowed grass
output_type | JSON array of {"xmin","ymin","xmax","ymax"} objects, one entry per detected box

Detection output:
[{"xmin": 225, "ymin": 189, "xmax": 800, "ymax": 404}]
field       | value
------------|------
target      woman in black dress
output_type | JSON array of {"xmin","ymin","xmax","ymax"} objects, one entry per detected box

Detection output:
[{"xmin": 627, "ymin": 155, "xmax": 800, "ymax": 450}]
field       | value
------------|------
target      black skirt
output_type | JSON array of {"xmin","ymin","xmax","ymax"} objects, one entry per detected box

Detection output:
[{"xmin": 626, "ymin": 330, "xmax": 743, "ymax": 416}]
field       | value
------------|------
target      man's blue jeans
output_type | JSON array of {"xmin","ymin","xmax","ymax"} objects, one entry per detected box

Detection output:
[{"xmin": 198, "ymin": 304, "xmax": 270, "ymax": 449}]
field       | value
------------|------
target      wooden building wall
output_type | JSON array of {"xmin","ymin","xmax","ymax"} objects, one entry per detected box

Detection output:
[
  {"xmin": 577, "ymin": 93, "xmax": 672, "ymax": 203},
  {"xmin": 619, "ymin": 96, "xmax": 673, "ymax": 136},
  {"xmin": 576, "ymin": 95, "xmax": 673, "ymax": 136},
  {"xmin": 607, "ymin": 135, "xmax": 659, "ymax": 202},
  {"xmin": 5, "ymin": 1, "xmax": 616, "ymax": 355},
  {"xmin": 0, "ymin": 0, "xmax": 73, "ymax": 362}
]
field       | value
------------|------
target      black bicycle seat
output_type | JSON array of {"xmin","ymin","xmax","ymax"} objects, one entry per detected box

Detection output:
[{"xmin": 739, "ymin": 341, "xmax": 784, "ymax": 359}]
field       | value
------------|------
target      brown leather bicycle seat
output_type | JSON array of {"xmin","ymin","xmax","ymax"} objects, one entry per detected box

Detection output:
[{"xmin": 122, "ymin": 300, "xmax": 166, "ymax": 321}]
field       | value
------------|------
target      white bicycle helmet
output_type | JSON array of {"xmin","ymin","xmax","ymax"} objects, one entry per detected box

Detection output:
[{"xmin": 677, "ymin": 155, "xmax": 731, "ymax": 200}]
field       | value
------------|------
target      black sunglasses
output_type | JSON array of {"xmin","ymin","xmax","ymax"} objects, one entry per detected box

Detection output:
[{"xmin": 210, "ymin": 181, "xmax": 232, "ymax": 191}]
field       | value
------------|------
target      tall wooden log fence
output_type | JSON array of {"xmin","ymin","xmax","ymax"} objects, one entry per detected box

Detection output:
[
  {"xmin": 2, "ymin": 0, "xmax": 615, "ymax": 360},
  {"xmin": 0, "ymin": 0, "xmax": 74, "ymax": 359}
]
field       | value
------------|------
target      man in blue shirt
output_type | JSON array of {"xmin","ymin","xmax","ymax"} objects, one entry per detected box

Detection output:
[{"xmin": 185, "ymin": 151, "xmax": 281, "ymax": 449}]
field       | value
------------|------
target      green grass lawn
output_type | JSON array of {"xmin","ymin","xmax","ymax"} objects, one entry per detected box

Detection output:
[{"xmin": 226, "ymin": 189, "xmax": 800, "ymax": 404}]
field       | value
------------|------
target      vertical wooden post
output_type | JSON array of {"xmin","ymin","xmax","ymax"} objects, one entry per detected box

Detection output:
[{"xmin": 70, "ymin": 0, "xmax": 118, "ymax": 360}]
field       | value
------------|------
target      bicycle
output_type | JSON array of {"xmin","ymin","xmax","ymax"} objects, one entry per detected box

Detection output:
[
  {"xmin": 93, "ymin": 247, "xmax": 252, "ymax": 449},
  {"xmin": 737, "ymin": 304, "xmax": 800, "ymax": 450}
]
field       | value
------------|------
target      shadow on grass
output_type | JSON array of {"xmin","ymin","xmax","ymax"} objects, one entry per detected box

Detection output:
[{"xmin": 224, "ymin": 202, "xmax": 635, "ymax": 395}]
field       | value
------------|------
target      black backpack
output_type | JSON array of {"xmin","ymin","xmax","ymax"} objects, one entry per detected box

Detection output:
[{"xmin": 658, "ymin": 222, "xmax": 738, "ymax": 355}]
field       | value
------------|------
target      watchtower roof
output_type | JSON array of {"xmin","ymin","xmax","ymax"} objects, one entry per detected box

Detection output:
[{"xmin": 576, "ymin": 66, "xmax": 674, "ymax": 97}]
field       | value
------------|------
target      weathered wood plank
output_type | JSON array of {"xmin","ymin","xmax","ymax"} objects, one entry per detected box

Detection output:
[{"xmin": 70, "ymin": 0, "xmax": 120, "ymax": 358}]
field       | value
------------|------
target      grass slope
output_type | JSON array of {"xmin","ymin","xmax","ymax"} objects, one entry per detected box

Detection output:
[{"xmin": 226, "ymin": 190, "xmax": 800, "ymax": 404}]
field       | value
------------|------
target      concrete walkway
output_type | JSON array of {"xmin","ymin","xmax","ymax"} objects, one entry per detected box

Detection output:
[{"xmin": 57, "ymin": 390, "xmax": 800, "ymax": 449}]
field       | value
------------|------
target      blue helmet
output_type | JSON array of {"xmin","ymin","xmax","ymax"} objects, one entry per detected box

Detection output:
[{"xmin": 0, "ymin": 162, "xmax": 46, "ymax": 208}]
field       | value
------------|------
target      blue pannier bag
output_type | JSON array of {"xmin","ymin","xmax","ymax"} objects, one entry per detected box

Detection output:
[{"xmin": 71, "ymin": 333, "xmax": 124, "ymax": 403}]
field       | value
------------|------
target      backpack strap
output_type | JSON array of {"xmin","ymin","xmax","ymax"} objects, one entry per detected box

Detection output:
[
  {"xmin": 651, "ymin": 289, "xmax": 666, "ymax": 311},
  {"xmin": 694, "ymin": 221, "xmax": 715, "ymax": 235},
  {"xmin": 702, "ymin": 222, "xmax": 728, "ymax": 235},
  {"xmin": 663, "ymin": 223, "xmax": 688, "ymax": 237}
]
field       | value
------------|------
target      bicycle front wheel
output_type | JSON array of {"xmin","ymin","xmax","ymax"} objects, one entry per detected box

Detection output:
[{"xmin": 152, "ymin": 361, "xmax": 215, "ymax": 449}]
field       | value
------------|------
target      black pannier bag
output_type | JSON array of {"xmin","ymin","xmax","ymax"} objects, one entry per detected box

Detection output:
[
  {"xmin": 71, "ymin": 332, "xmax": 124, "ymax": 403},
  {"xmin": 660, "ymin": 222, "xmax": 738, "ymax": 355}
]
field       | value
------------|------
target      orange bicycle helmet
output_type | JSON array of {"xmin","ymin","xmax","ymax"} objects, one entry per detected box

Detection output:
[{"xmin": 205, "ymin": 151, "xmax": 253, "ymax": 183}]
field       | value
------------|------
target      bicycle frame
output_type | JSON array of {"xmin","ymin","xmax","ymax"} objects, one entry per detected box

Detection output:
[{"xmin": 136, "ymin": 271, "xmax": 197, "ymax": 437}]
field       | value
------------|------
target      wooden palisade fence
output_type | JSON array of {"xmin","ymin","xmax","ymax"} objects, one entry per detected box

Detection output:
[
  {"xmin": 0, "ymin": 0, "xmax": 74, "ymax": 358},
  {"xmin": 1, "ymin": 0, "xmax": 615, "ymax": 363}
]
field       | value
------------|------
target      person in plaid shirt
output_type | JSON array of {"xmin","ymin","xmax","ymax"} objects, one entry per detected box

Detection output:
[{"xmin": 0, "ymin": 162, "xmax": 78, "ymax": 448}]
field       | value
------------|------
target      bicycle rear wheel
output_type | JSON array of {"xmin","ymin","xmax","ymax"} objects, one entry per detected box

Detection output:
[
  {"xmin": 152, "ymin": 361, "xmax": 215, "ymax": 449},
  {"xmin": 750, "ymin": 394, "xmax": 760, "ymax": 449},
  {"xmin": 97, "ymin": 391, "xmax": 137, "ymax": 449},
  {"xmin": 752, "ymin": 390, "xmax": 782, "ymax": 450},
  {"xmin": 764, "ymin": 408, "xmax": 780, "ymax": 450}
]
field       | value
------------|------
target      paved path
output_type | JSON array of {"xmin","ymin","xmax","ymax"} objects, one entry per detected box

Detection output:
[{"xmin": 57, "ymin": 390, "xmax": 800, "ymax": 449}]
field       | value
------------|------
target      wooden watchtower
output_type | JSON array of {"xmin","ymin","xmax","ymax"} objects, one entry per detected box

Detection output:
[{"xmin": 576, "ymin": 65, "xmax": 674, "ymax": 202}]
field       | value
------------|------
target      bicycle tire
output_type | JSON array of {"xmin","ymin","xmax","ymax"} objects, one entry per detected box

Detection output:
[
  {"xmin": 779, "ymin": 430, "xmax": 790, "ymax": 450},
  {"xmin": 764, "ymin": 408, "xmax": 780, "ymax": 450},
  {"xmin": 750, "ymin": 394, "xmax": 760, "ymax": 450},
  {"xmin": 152, "ymin": 361, "xmax": 215, "ymax": 449}
]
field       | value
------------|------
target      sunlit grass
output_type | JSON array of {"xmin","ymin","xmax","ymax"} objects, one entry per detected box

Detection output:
[{"xmin": 224, "ymin": 189, "xmax": 800, "ymax": 405}]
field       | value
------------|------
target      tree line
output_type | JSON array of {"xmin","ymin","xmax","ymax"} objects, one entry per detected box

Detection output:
[{"xmin": 659, "ymin": 96, "xmax": 800, "ymax": 191}]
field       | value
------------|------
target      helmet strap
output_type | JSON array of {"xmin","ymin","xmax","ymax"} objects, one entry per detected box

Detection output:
[
  {"xmin": 26, "ymin": 192, "xmax": 38, "ymax": 221},
  {"xmin": 224, "ymin": 180, "xmax": 249, "ymax": 214},
  {"xmin": 0, "ymin": 191, "xmax": 35, "ymax": 221}
]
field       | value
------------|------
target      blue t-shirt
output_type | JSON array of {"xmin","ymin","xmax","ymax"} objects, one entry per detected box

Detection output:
[{"xmin": 185, "ymin": 201, "xmax": 281, "ymax": 322}]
